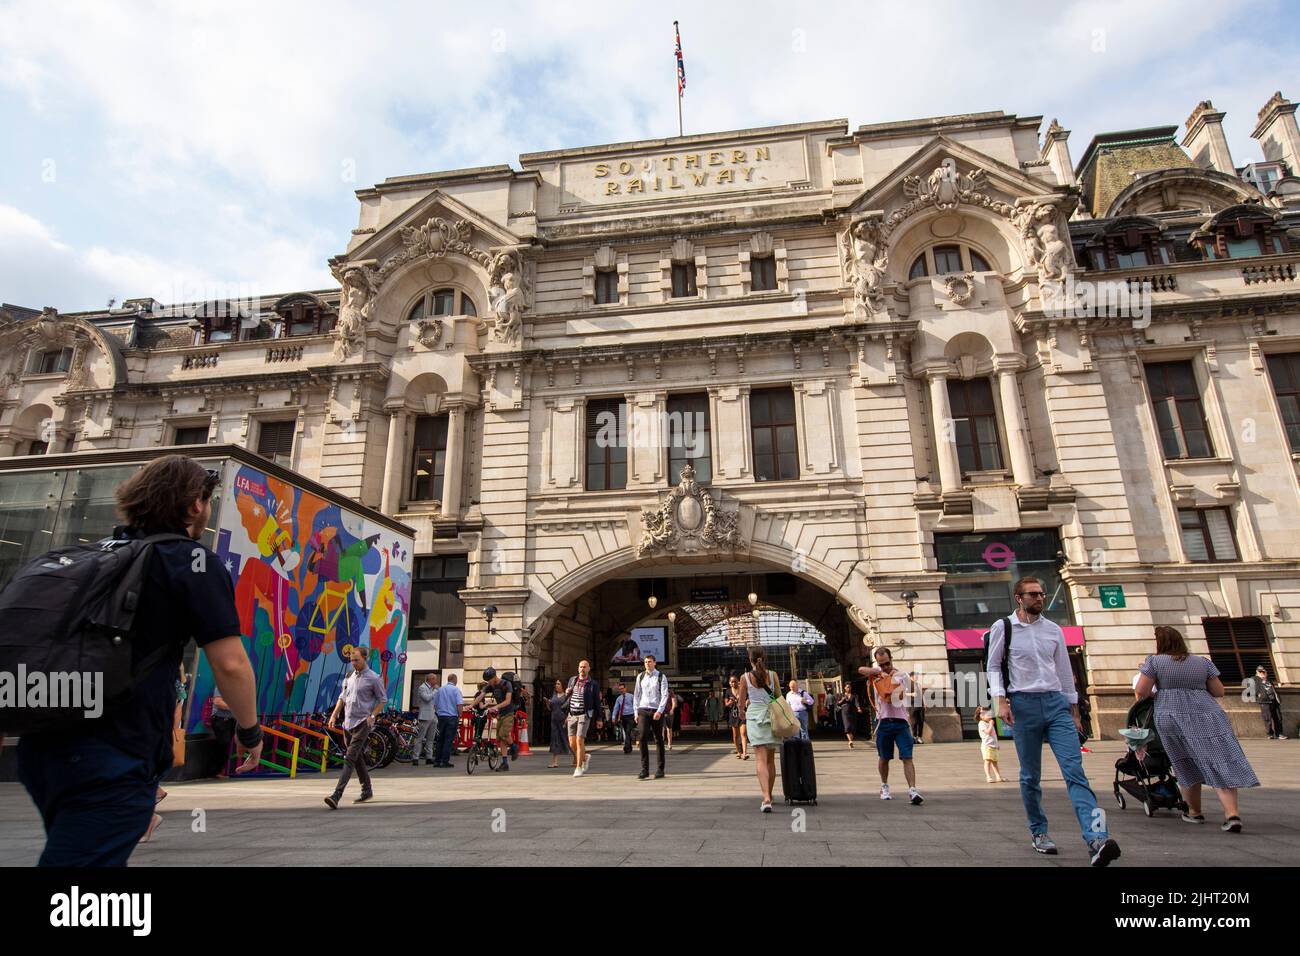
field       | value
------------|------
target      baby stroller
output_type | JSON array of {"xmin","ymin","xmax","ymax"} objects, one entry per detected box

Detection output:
[{"xmin": 1113, "ymin": 697, "xmax": 1188, "ymax": 817}]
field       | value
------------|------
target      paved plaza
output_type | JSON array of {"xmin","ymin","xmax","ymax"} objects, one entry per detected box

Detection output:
[{"xmin": 1, "ymin": 737, "xmax": 1295, "ymax": 867}]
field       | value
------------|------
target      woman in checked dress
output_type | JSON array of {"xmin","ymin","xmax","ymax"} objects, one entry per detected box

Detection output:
[{"xmin": 1134, "ymin": 626, "xmax": 1259, "ymax": 832}]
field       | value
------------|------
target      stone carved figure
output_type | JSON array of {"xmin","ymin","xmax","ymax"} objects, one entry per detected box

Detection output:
[
  {"xmin": 1014, "ymin": 202, "xmax": 1071, "ymax": 302},
  {"xmin": 840, "ymin": 215, "xmax": 889, "ymax": 314},
  {"xmin": 333, "ymin": 268, "xmax": 372, "ymax": 361},
  {"xmin": 638, "ymin": 464, "xmax": 744, "ymax": 556},
  {"xmin": 488, "ymin": 251, "xmax": 529, "ymax": 345}
]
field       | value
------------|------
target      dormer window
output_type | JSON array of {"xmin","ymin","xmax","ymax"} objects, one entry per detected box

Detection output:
[
  {"xmin": 409, "ymin": 287, "xmax": 476, "ymax": 321},
  {"xmin": 908, "ymin": 244, "xmax": 994, "ymax": 279},
  {"xmin": 1195, "ymin": 206, "xmax": 1290, "ymax": 261},
  {"xmin": 1080, "ymin": 219, "xmax": 1173, "ymax": 271},
  {"xmin": 273, "ymin": 296, "xmax": 334, "ymax": 338},
  {"xmin": 27, "ymin": 348, "xmax": 72, "ymax": 375}
]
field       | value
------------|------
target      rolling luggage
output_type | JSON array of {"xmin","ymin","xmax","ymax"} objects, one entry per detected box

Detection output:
[{"xmin": 780, "ymin": 736, "xmax": 817, "ymax": 804}]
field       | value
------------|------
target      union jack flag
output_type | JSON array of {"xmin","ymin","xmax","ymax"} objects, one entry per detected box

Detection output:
[{"xmin": 674, "ymin": 21, "xmax": 686, "ymax": 96}]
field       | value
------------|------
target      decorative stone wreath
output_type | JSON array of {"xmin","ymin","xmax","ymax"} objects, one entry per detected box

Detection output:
[{"xmin": 943, "ymin": 272, "xmax": 976, "ymax": 305}]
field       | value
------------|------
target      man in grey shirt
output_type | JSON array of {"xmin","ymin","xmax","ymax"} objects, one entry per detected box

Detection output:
[{"xmin": 325, "ymin": 646, "xmax": 388, "ymax": 809}]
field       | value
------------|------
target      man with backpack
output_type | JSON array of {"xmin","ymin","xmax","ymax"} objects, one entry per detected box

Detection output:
[
  {"xmin": 565, "ymin": 659, "xmax": 605, "ymax": 777},
  {"xmin": 633, "ymin": 654, "xmax": 670, "ymax": 779},
  {"xmin": 986, "ymin": 575, "xmax": 1121, "ymax": 867},
  {"xmin": 470, "ymin": 667, "xmax": 515, "ymax": 772},
  {"xmin": 1, "ymin": 455, "xmax": 262, "ymax": 866}
]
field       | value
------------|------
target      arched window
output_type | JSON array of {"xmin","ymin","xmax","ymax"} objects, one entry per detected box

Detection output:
[
  {"xmin": 908, "ymin": 244, "xmax": 996, "ymax": 280},
  {"xmin": 408, "ymin": 288, "xmax": 476, "ymax": 322}
]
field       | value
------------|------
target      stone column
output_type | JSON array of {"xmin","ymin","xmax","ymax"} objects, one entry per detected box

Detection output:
[
  {"xmin": 380, "ymin": 408, "xmax": 407, "ymax": 515},
  {"xmin": 927, "ymin": 371, "xmax": 962, "ymax": 493},
  {"xmin": 997, "ymin": 365, "xmax": 1035, "ymax": 487},
  {"xmin": 441, "ymin": 403, "xmax": 466, "ymax": 520}
]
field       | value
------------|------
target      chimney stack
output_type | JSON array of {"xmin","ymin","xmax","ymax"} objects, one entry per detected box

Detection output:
[
  {"xmin": 1182, "ymin": 100, "xmax": 1235, "ymax": 174},
  {"xmin": 1252, "ymin": 91, "xmax": 1300, "ymax": 175},
  {"xmin": 1041, "ymin": 119, "xmax": 1076, "ymax": 187}
]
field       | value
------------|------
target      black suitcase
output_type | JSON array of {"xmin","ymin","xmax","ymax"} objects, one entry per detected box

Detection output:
[{"xmin": 780, "ymin": 736, "xmax": 817, "ymax": 804}]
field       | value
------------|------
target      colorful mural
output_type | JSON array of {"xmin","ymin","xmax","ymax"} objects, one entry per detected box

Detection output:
[{"xmin": 188, "ymin": 461, "xmax": 413, "ymax": 729}]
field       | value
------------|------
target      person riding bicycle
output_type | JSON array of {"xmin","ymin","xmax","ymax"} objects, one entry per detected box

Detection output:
[{"xmin": 469, "ymin": 667, "xmax": 516, "ymax": 772}]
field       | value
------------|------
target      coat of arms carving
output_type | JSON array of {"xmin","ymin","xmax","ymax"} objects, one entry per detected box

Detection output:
[{"xmin": 638, "ymin": 465, "xmax": 744, "ymax": 556}]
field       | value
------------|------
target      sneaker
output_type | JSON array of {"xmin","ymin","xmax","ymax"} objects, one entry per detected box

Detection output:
[
  {"xmin": 573, "ymin": 766, "xmax": 585, "ymax": 778},
  {"xmin": 1181, "ymin": 812, "xmax": 1206, "ymax": 824},
  {"xmin": 1089, "ymin": 838, "xmax": 1121, "ymax": 867},
  {"xmin": 323, "ymin": 795, "xmax": 339, "ymax": 810},
  {"xmin": 880, "ymin": 784, "xmax": 892, "ymax": 800},
  {"xmin": 654, "ymin": 770, "xmax": 665, "ymax": 779},
  {"xmin": 760, "ymin": 802, "xmax": 773, "ymax": 813},
  {"xmin": 1279, "ymin": 735, "xmax": 1289, "ymax": 740},
  {"xmin": 353, "ymin": 791, "xmax": 374, "ymax": 804},
  {"xmin": 1031, "ymin": 833, "xmax": 1058, "ymax": 855},
  {"xmin": 1222, "ymin": 816, "xmax": 1243, "ymax": 833},
  {"xmin": 908, "ymin": 788, "xmax": 924, "ymax": 806},
  {"xmin": 497, "ymin": 762, "xmax": 511, "ymax": 772},
  {"xmin": 638, "ymin": 770, "xmax": 650, "ymax": 779}
]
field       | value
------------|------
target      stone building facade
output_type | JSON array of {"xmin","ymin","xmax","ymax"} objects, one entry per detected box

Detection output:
[{"xmin": 3, "ymin": 92, "xmax": 1300, "ymax": 739}]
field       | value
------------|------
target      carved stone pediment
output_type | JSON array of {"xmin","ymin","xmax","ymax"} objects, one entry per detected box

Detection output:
[{"xmin": 638, "ymin": 465, "xmax": 744, "ymax": 556}]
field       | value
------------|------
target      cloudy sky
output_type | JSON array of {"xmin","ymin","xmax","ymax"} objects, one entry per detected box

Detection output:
[{"xmin": 1, "ymin": 0, "xmax": 1295, "ymax": 313}]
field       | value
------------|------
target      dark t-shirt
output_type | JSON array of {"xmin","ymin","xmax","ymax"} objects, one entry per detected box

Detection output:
[
  {"xmin": 486, "ymin": 679, "xmax": 515, "ymax": 716},
  {"xmin": 90, "ymin": 528, "xmax": 240, "ymax": 773}
]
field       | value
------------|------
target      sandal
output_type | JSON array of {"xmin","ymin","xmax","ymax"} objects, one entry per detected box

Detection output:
[
  {"xmin": 1221, "ymin": 816, "xmax": 1243, "ymax": 833},
  {"xmin": 155, "ymin": 787, "xmax": 168, "ymax": 805}
]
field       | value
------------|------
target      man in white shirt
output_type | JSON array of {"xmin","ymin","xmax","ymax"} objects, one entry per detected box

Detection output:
[
  {"xmin": 988, "ymin": 575, "xmax": 1121, "ymax": 867},
  {"xmin": 633, "ymin": 654, "xmax": 669, "ymax": 779}
]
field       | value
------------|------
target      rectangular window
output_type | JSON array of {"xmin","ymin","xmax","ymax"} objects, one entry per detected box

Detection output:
[
  {"xmin": 585, "ymin": 398, "xmax": 627, "ymax": 491},
  {"xmin": 409, "ymin": 414, "xmax": 449, "ymax": 502},
  {"xmin": 933, "ymin": 245, "xmax": 963, "ymax": 275},
  {"xmin": 173, "ymin": 425, "xmax": 209, "ymax": 445},
  {"xmin": 410, "ymin": 555, "xmax": 468, "ymax": 670},
  {"xmin": 947, "ymin": 378, "xmax": 1003, "ymax": 475},
  {"xmin": 1225, "ymin": 237, "xmax": 1263, "ymax": 258},
  {"xmin": 595, "ymin": 269, "xmax": 619, "ymax": 305},
  {"xmin": 750, "ymin": 388, "xmax": 798, "ymax": 481},
  {"xmin": 27, "ymin": 440, "xmax": 48, "ymax": 456},
  {"xmin": 935, "ymin": 530, "xmax": 1074, "ymax": 631},
  {"xmin": 750, "ymin": 255, "xmax": 777, "ymax": 292},
  {"xmin": 1114, "ymin": 248, "xmax": 1150, "ymax": 268},
  {"xmin": 27, "ymin": 348, "xmax": 72, "ymax": 375},
  {"xmin": 667, "ymin": 393, "xmax": 711, "ymax": 484},
  {"xmin": 1266, "ymin": 352, "xmax": 1300, "ymax": 451},
  {"xmin": 1202, "ymin": 617, "xmax": 1272, "ymax": 686},
  {"xmin": 1179, "ymin": 508, "xmax": 1238, "ymax": 562},
  {"xmin": 1145, "ymin": 361, "xmax": 1213, "ymax": 459},
  {"xmin": 671, "ymin": 262, "xmax": 698, "ymax": 298},
  {"xmin": 255, "ymin": 420, "xmax": 295, "ymax": 465}
]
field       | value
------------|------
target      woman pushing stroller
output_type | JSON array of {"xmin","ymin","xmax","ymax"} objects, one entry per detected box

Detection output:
[{"xmin": 1134, "ymin": 626, "xmax": 1259, "ymax": 832}]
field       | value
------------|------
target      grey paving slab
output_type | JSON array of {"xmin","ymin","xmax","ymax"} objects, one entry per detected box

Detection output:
[{"xmin": 1, "ymin": 738, "xmax": 1297, "ymax": 867}]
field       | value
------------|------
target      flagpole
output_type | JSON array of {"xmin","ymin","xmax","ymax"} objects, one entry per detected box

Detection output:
[{"xmin": 674, "ymin": 20, "xmax": 683, "ymax": 138}]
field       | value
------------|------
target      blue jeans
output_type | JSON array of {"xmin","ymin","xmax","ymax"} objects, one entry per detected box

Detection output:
[
  {"xmin": 17, "ymin": 735, "xmax": 159, "ymax": 867},
  {"xmin": 1009, "ymin": 691, "xmax": 1107, "ymax": 844},
  {"xmin": 796, "ymin": 710, "xmax": 809, "ymax": 739},
  {"xmin": 435, "ymin": 715, "xmax": 459, "ymax": 765}
]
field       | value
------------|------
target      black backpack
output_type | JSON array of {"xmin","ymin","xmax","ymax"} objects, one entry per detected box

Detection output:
[
  {"xmin": 981, "ymin": 615, "xmax": 1015, "ymax": 697},
  {"xmin": 0, "ymin": 532, "xmax": 191, "ymax": 735}
]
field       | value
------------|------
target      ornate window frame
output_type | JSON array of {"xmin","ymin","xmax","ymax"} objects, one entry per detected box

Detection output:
[
  {"xmin": 738, "ymin": 231, "xmax": 788, "ymax": 295},
  {"xmin": 582, "ymin": 244, "xmax": 629, "ymax": 308},
  {"xmin": 660, "ymin": 237, "xmax": 707, "ymax": 303}
]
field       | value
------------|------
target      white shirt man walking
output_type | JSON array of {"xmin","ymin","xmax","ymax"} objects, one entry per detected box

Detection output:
[
  {"xmin": 633, "ymin": 654, "xmax": 669, "ymax": 779},
  {"xmin": 988, "ymin": 575, "xmax": 1121, "ymax": 866}
]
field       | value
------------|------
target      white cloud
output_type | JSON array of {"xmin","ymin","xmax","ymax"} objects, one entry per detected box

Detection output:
[{"xmin": 0, "ymin": 0, "xmax": 1292, "ymax": 311}]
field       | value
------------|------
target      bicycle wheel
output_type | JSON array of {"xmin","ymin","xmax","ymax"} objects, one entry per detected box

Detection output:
[
  {"xmin": 378, "ymin": 726, "xmax": 401, "ymax": 767},
  {"xmin": 487, "ymin": 746, "xmax": 501, "ymax": 772},
  {"xmin": 364, "ymin": 729, "xmax": 388, "ymax": 769},
  {"xmin": 395, "ymin": 728, "xmax": 417, "ymax": 764},
  {"xmin": 466, "ymin": 748, "xmax": 479, "ymax": 775}
]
